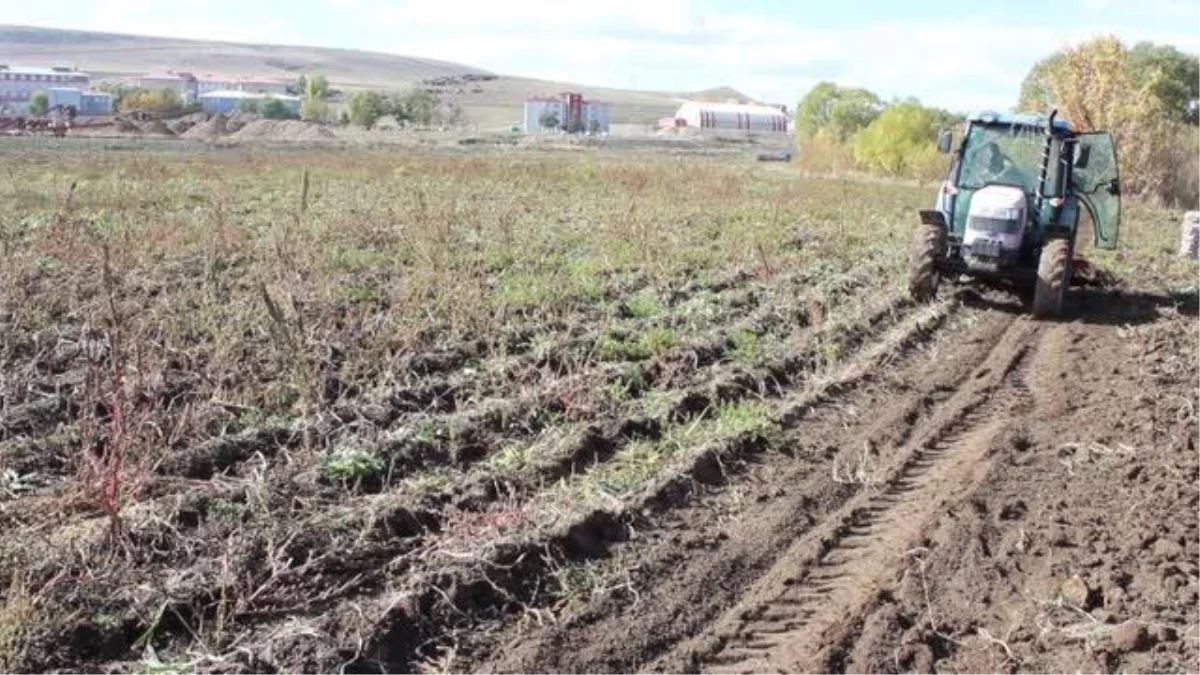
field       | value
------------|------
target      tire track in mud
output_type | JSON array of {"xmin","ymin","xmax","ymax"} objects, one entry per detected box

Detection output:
[
  {"xmin": 673, "ymin": 315, "xmax": 1043, "ymax": 674},
  {"xmin": 467, "ymin": 299, "xmax": 1009, "ymax": 674}
]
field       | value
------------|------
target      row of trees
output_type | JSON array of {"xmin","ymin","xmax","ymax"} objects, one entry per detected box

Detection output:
[
  {"xmin": 793, "ymin": 83, "xmax": 958, "ymax": 179},
  {"xmin": 345, "ymin": 88, "xmax": 461, "ymax": 129},
  {"xmin": 795, "ymin": 37, "xmax": 1198, "ymax": 206},
  {"xmin": 1017, "ymin": 37, "xmax": 1198, "ymax": 206}
]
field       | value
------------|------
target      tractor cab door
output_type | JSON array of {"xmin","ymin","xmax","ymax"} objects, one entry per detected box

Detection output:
[{"xmin": 1073, "ymin": 132, "xmax": 1121, "ymax": 249}]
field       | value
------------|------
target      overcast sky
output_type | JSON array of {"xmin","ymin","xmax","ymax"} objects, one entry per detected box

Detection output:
[{"xmin": 5, "ymin": 0, "xmax": 1199, "ymax": 111}]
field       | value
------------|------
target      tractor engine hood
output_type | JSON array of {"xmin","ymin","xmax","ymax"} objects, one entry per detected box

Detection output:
[{"xmin": 962, "ymin": 185, "xmax": 1026, "ymax": 263}]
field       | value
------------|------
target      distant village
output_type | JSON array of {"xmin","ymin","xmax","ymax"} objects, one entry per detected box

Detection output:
[
  {"xmin": 0, "ymin": 63, "xmax": 301, "ymax": 117},
  {"xmin": 0, "ymin": 62, "xmax": 795, "ymax": 136}
]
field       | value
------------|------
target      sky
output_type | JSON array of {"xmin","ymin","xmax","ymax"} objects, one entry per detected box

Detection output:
[{"xmin": 4, "ymin": 0, "xmax": 1199, "ymax": 112}]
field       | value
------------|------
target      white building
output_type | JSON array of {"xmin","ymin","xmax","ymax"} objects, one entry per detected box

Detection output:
[
  {"xmin": 524, "ymin": 93, "xmax": 609, "ymax": 134},
  {"xmin": 673, "ymin": 101, "xmax": 790, "ymax": 134},
  {"xmin": 0, "ymin": 65, "xmax": 89, "ymax": 114}
]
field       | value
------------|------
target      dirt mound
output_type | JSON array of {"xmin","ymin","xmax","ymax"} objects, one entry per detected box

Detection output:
[
  {"xmin": 168, "ymin": 112, "xmax": 209, "ymax": 135},
  {"xmin": 138, "ymin": 119, "xmax": 174, "ymax": 135},
  {"xmin": 115, "ymin": 118, "xmax": 140, "ymax": 133},
  {"xmin": 224, "ymin": 111, "xmax": 258, "ymax": 133},
  {"xmin": 229, "ymin": 119, "xmax": 337, "ymax": 141},
  {"xmin": 181, "ymin": 114, "xmax": 228, "ymax": 140}
]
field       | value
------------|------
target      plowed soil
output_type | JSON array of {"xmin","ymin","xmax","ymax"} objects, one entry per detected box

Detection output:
[
  {"xmin": 0, "ymin": 146, "xmax": 1195, "ymax": 675},
  {"xmin": 466, "ymin": 288, "xmax": 1198, "ymax": 675}
]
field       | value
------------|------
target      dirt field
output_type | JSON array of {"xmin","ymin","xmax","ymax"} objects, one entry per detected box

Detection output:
[{"xmin": 0, "ymin": 141, "xmax": 1195, "ymax": 674}]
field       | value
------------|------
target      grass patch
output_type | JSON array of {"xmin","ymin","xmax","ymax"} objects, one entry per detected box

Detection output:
[{"xmin": 589, "ymin": 400, "xmax": 775, "ymax": 496}]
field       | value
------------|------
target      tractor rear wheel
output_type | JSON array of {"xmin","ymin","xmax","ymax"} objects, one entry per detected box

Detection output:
[
  {"xmin": 908, "ymin": 222, "xmax": 946, "ymax": 302},
  {"xmin": 1032, "ymin": 238, "xmax": 1071, "ymax": 318}
]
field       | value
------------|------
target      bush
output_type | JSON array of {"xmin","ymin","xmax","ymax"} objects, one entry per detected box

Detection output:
[
  {"xmin": 347, "ymin": 90, "xmax": 389, "ymax": 129},
  {"xmin": 795, "ymin": 127, "xmax": 856, "ymax": 175},
  {"xmin": 118, "ymin": 88, "xmax": 182, "ymax": 117},
  {"xmin": 300, "ymin": 97, "xmax": 330, "ymax": 122},
  {"xmin": 260, "ymin": 97, "xmax": 298, "ymax": 120}
]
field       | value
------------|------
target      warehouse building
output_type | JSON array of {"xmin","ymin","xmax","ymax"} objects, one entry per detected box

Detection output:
[
  {"xmin": 138, "ymin": 72, "xmax": 197, "ymax": 101},
  {"xmin": 138, "ymin": 72, "xmax": 291, "ymax": 103},
  {"xmin": 523, "ymin": 93, "xmax": 609, "ymax": 134},
  {"xmin": 198, "ymin": 90, "xmax": 300, "ymax": 115},
  {"xmin": 0, "ymin": 64, "xmax": 90, "ymax": 114},
  {"xmin": 670, "ymin": 101, "xmax": 790, "ymax": 134}
]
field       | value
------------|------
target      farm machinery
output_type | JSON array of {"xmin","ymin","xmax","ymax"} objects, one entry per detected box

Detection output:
[{"xmin": 909, "ymin": 109, "xmax": 1121, "ymax": 317}]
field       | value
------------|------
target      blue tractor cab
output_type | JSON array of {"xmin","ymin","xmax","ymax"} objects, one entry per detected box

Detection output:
[{"xmin": 910, "ymin": 108, "xmax": 1121, "ymax": 317}]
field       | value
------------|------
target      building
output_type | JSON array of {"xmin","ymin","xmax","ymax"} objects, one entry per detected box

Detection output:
[
  {"xmin": 80, "ymin": 91, "xmax": 114, "ymax": 116},
  {"xmin": 524, "ymin": 93, "xmax": 609, "ymax": 134},
  {"xmin": 0, "ymin": 65, "xmax": 89, "ymax": 114},
  {"xmin": 198, "ymin": 90, "xmax": 300, "ymax": 115},
  {"xmin": 195, "ymin": 76, "xmax": 237, "ymax": 97},
  {"xmin": 235, "ymin": 76, "xmax": 289, "ymax": 95},
  {"xmin": 672, "ymin": 101, "xmax": 790, "ymax": 133},
  {"xmin": 137, "ymin": 72, "xmax": 290, "ymax": 102},
  {"xmin": 138, "ymin": 72, "xmax": 197, "ymax": 102},
  {"xmin": 46, "ymin": 87, "xmax": 82, "ymax": 111}
]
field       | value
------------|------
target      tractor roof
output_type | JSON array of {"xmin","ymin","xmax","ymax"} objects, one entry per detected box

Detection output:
[{"xmin": 967, "ymin": 110, "xmax": 1074, "ymax": 135}]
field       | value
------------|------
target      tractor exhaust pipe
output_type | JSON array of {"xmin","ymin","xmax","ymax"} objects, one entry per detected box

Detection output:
[{"xmin": 1034, "ymin": 108, "xmax": 1057, "ymax": 216}]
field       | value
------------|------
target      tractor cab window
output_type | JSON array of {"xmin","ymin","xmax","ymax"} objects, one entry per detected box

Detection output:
[{"xmin": 957, "ymin": 124, "xmax": 1053, "ymax": 194}]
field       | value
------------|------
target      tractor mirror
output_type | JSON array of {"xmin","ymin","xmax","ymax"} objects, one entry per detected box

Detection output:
[
  {"xmin": 936, "ymin": 129, "xmax": 953, "ymax": 154},
  {"xmin": 1075, "ymin": 144, "xmax": 1091, "ymax": 169}
]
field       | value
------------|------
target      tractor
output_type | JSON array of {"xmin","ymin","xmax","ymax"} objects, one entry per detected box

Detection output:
[{"xmin": 909, "ymin": 109, "xmax": 1121, "ymax": 317}]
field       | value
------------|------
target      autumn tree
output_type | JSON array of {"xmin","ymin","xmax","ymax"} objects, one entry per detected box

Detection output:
[{"xmin": 1017, "ymin": 36, "xmax": 1195, "ymax": 203}]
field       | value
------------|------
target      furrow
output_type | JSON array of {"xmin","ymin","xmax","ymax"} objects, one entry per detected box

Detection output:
[{"xmin": 690, "ymin": 317, "xmax": 1039, "ymax": 673}]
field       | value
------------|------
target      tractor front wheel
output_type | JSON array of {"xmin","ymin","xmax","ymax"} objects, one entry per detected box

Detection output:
[
  {"xmin": 1032, "ymin": 238, "xmax": 1071, "ymax": 318},
  {"xmin": 908, "ymin": 222, "xmax": 946, "ymax": 302}
]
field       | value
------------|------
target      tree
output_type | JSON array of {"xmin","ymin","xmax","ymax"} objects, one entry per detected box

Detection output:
[
  {"xmin": 260, "ymin": 97, "xmax": 298, "ymax": 120},
  {"xmin": 237, "ymin": 98, "xmax": 261, "ymax": 114},
  {"xmin": 118, "ymin": 88, "xmax": 183, "ymax": 116},
  {"xmin": 296, "ymin": 72, "xmax": 331, "ymax": 121},
  {"xmin": 300, "ymin": 97, "xmax": 330, "ymax": 122},
  {"xmin": 29, "ymin": 90, "xmax": 49, "ymax": 116},
  {"xmin": 304, "ymin": 74, "xmax": 329, "ymax": 101},
  {"xmin": 347, "ymin": 90, "xmax": 390, "ymax": 128},
  {"xmin": 399, "ymin": 88, "xmax": 438, "ymax": 127},
  {"xmin": 1016, "ymin": 36, "xmax": 1187, "ymax": 201},
  {"xmin": 852, "ymin": 101, "xmax": 942, "ymax": 175},
  {"xmin": 538, "ymin": 108, "xmax": 561, "ymax": 131},
  {"xmin": 795, "ymin": 82, "xmax": 883, "ymax": 140},
  {"xmin": 1129, "ymin": 42, "xmax": 1199, "ymax": 125},
  {"xmin": 1018, "ymin": 53, "xmax": 1067, "ymax": 114}
]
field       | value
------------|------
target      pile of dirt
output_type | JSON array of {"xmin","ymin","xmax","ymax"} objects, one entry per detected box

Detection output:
[
  {"xmin": 115, "ymin": 118, "xmax": 140, "ymax": 133},
  {"xmin": 229, "ymin": 119, "xmax": 337, "ymax": 141},
  {"xmin": 181, "ymin": 114, "xmax": 228, "ymax": 140},
  {"xmin": 138, "ymin": 119, "xmax": 174, "ymax": 136},
  {"xmin": 225, "ymin": 111, "xmax": 258, "ymax": 134},
  {"xmin": 168, "ymin": 112, "xmax": 209, "ymax": 135}
]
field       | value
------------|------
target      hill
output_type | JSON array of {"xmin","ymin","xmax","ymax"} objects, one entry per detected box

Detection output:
[{"xmin": 0, "ymin": 25, "xmax": 755, "ymax": 128}]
